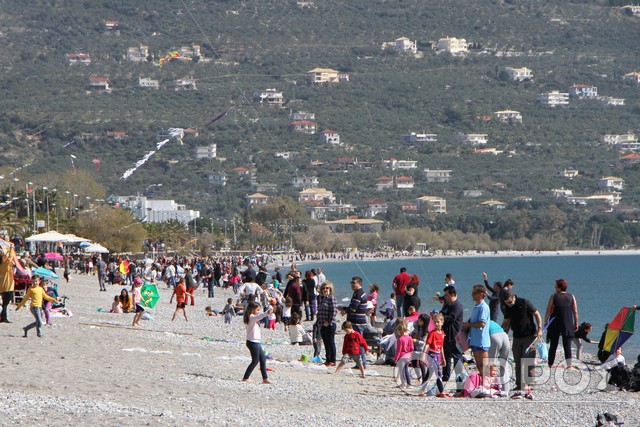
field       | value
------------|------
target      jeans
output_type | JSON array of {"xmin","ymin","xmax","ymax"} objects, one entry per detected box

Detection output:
[
  {"xmin": 352, "ymin": 324, "xmax": 368, "ymax": 369},
  {"xmin": 1, "ymin": 291, "xmax": 13, "ymax": 322},
  {"xmin": 320, "ymin": 322, "xmax": 337, "ymax": 363},
  {"xmin": 395, "ymin": 294, "xmax": 405, "ymax": 317},
  {"xmin": 24, "ymin": 306, "xmax": 44, "ymax": 337},
  {"xmin": 243, "ymin": 341, "xmax": 268, "ymax": 380},
  {"xmin": 512, "ymin": 335, "xmax": 536, "ymax": 390},
  {"xmin": 208, "ymin": 279, "xmax": 215, "ymax": 298}
]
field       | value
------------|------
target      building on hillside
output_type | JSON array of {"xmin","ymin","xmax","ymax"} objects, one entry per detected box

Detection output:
[
  {"xmin": 415, "ymin": 196, "xmax": 447, "ymax": 214},
  {"xmin": 104, "ymin": 20, "xmax": 119, "ymax": 32},
  {"xmin": 305, "ymin": 203, "xmax": 353, "ymax": 221},
  {"xmin": 66, "ymin": 53, "xmax": 91, "ymax": 65},
  {"xmin": 320, "ymin": 129, "xmax": 340, "ymax": 145},
  {"xmin": 231, "ymin": 167, "xmax": 252, "ymax": 176},
  {"xmin": 138, "ymin": 77, "xmax": 159, "ymax": 89},
  {"xmin": 623, "ymin": 71, "xmax": 640, "ymax": 84},
  {"xmin": 114, "ymin": 195, "xmax": 200, "ymax": 224},
  {"xmin": 306, "ymin": 68, "xmax": 349, "ymax": 84},
  {"xmin": 195, "ymin": 144, "xmax": 217, "ymax": 160},
  {"xmin": 375, "ymin": 176, "xmax": 394, "ymax": 191},
  {"xmin": 88, "ymin": 77, "xmax": 110, "ymax": 92},
  {"xmin": 362, "ymin": 199, "xmax": 388, "ymax": 218},
  {"xmin": 557, "ymin": 168, "xmax": 579, "ymax": 179},
  {"xmin": 598, "ymin": 176, "xmax": 624, "ymax": 191},
  {"xmin": 208, "ymin": 172, "xmax": 227, "ymax": 187},
  {"xmin": 551, "ymin": 188, "xmax": 573, "ymax": 198},
  {"xmin": 252, "ymin": 88, "xmax": 283, "ymax": 105},
  {"xmin": 603, "ymin": 133, "xmax": 640, "ymax": 150},
  {"xmin": 325, "ymin": 218, "xmax": 384, "ymax": 232},
  {"xmin": 382, "ymin": 37, "xmax": 418, "ymax": 54},
  {"xmin": 292, "ymin": 176, "xmax": 319, "ymax": 189},
  {"xmin": 457, "ymin": 133, "xmax": 488, "ymax": 146},
  {"xmin": 567, "ymin": 192, "xmax": 621, "ymax": 208},
  {"xmin": 289, "ymin": 120, "xmax": 317, "ymax": 134},
  {"xmin": 538, "ymin": 91, "xmax": 569, "ymax": 107},
  {"xmin": 384, "ymin": 158, "xmax": 417, "ymax": 170},
  {"xmin": 619, "ymin": 152, "xmax": 640, "ymax": 164},
  {"xmin": 404, "ymin": 132, "xmax": 438, "ymax": 144},
  {"xmin": 174, "ymin": 76, "xmax": 197, "ymax": 90},
  {"xmin": 106, "ymin": 131, "xmax": 127, "ymax": 139},
  {"xmin": 480, "ymin": 200, "xmax": 506, "ymax": 209},
  {"xmin": 568, "ymin": 84, "xmax": 598, "ymax": 98},
  {"xmin": 601, "ymin": 97, "xmax": 625, "ymax": 106},
  {"xmin": 251, "ymin": 182, "xmax": 278, "ymax": 194},
  {"xmin": 245, "ymin": 193, "xmax": 270, "ymax": 206},
  {"xmin": 504, "ymin": 67, "xmax": 533, "ymax": 82},
  {"xmin": 398, "ymin": 201, "xmax": 418, "ymax": 213},
  {"xmin": 274, "ymin": 151, "xmax": 295, "ymax": 159},
  {"xmin": 462, "ymin": 189, "xmax": 483, "ymax": 198},
  {"xmin": 298, "ymin": 188, "xmax": 335, "ymax": 205},
  {"xmin": 126, "ymin": 45, "xmax": 149, "ymax": 62},
  {"xmin": 179, "ymin": 43, "xmax": 201, "ymax": 59},
  {"xmin": 395, "ymin": 176, "xmax": 415, "ymax": 189},
  {"xmin": 436, "ymin": 37, "xmax": 468, "ymax": 54},
  {"xmin": 493, "ymin": 110, "xmax": 523, "ymax": 125},
  {"xmin": 290, "ymin": 111, "xmax": 315, "ymax": 121},
  {"xmin": 424, "ymin": 169, "xmax": 452, "ymax": 183}
]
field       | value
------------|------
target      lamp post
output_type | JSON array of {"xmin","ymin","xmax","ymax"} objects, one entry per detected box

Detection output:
[
  {"xmin": 65, "ymin": 191, "xmax": 71, "ymax": 219},
  {"xmin": 25, "ymin": 182, "xmax": 31, "ymax": 226}
]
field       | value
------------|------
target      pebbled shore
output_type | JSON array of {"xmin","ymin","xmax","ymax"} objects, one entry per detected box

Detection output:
[{"xmin": 0, "ymin": 273, "xmax": 637, "ymax": 427}]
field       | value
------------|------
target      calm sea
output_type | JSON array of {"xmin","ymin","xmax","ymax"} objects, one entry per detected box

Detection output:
[{"xmin": 296, "ymin": 255, "xmax": 640, "ymax": 356}]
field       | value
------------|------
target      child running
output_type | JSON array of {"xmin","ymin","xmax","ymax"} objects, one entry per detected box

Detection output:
[
  {"xmin": 334, "ymin": 321, "xmax": 368, "ymax": 379},
  {"xmin": 379, "ymin": 293, "xmax": 396, "ymax": 321},
  {"xmin": 170, "ymin": 277, "xmax": 193, "ymax": 321},
  {"xmin": 242, "ymin": 301, "xmax": 273, "ymax": 384},
  {"xmin": 16, "ymin": 276, "xmax": 57, "ymax": 338}
]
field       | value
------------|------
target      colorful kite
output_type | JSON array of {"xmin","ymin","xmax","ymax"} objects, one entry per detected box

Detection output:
[
  {"xmin": 121, "ymin": 128, "xmax": 184, "ymax": 180},
  {"xmin": 158, "ymin": 51, "xmax": 182, "ymax": 67},
  {"xmin": 602, "ymin": 307, "xmax": 635, "ymax": 353},
  {"xmin": 204, "ymin": 107, "xmax": 233, "ymax": 127}
]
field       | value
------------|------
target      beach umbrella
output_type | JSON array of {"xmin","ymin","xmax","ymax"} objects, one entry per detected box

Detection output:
[
  {"xmin": 33, "ymin": 267, "xmax": 60, "ymax": 280},
  {"xmin": 45, "ymin": 252, "xmax": 64, "ymax": 261},
  {"xmin": 83, "ymin": 243, "xmax": 109, "ymax": 254},
  {"xmin": 603, "ymin": 307, "xmax": 636, "ymax": 353},
  {"xmin": 78, "ymin": 241, "xmax": 91, "ymax": 247},
  {"xmin": 140, "ymin": 282, "xmax": 160, "ymax": 308}
]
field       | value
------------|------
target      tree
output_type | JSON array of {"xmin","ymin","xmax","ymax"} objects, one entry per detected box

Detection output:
[
  {"xmin": 0, "ymin": 209, "xmax": 28, "ymax": 237},
  {"xmin": 74, "ymin": 205, "xmax": 146, "ymax": 253}
]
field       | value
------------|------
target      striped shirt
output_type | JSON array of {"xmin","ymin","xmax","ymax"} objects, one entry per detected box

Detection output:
[{"xmin": 347, "ymin": 287, "xmax": 368, "ymax": 326}]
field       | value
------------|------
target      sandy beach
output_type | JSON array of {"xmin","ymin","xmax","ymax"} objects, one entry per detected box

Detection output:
[{"xmin": 1, "ymin": 273, "xmax": 638, "ymax": 427}]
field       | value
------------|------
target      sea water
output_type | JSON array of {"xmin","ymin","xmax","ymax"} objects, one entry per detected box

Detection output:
[{"xmin": 299, "ymin": 254, "xmax": 640, "ymax": 356}]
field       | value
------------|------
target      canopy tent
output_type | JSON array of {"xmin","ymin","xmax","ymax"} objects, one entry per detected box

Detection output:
[
  {"xmin": 63, "ymin": 233, "xmax": 90, "ymax": 243},
  {"xmin": 83, "ymin": 243, "xmax": 110, "ymax": 254},
  {"xmin": 25, "ymin": 231, "xmax": 70, "ymax": 242}
]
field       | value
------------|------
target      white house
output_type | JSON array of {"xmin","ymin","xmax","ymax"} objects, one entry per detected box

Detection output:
[
  {"xmin": 66, "ymin": 53, "xmax": 91, "ymax": 65},
  {"xmin": 481, "ymin": 200, "xmax": 506, "ymax": 209},
  {"xmin": 319, "ymin": 129, "xmax": 340, "ymax": 145},
  {"xmin": 383, "ymin": 159, "xmax": 417, "ymax": 170},
  {"xmin": 598, "ymin": 176, "xmax": 624, "ymax": 191},
  {"xmin": 395, "ymin": 176, "xmax": 415, "ymax": 189},
  {"xmin": 375, "ymin": 176, "xmax": 394, "ymax": 191},
  {"xmin": 126, "ymin": 45, "xmax": 149, "ymax": 62},
  {"xmin": 568, "ymin": 84, "xmax": 598, "ymax": 98},
  {"xmin": 383, "ymin": 37, "xmax": 418, "ymax": 54},
  {"xmin": 603, "ymin": 133, "xmax": 640, "ymax": 150},
  {"xmin": 557, "ymin": 168, "xmax": 579, "ymax": 179},
  {"xmin": 292, "ymin": 176, "xmax": 319, "ymax": 189},
  {"xmin": 601, "ymin": 97, "xmax": 625, "ymax": 106},
  {"xmin": 196, "ymin": 144, "xmax": 217, "ymax": 160},
  {"xmin": 174, "ymin": 76, "xmax": 197, "ymax": 90},
  {"xmin": 404, "ymin": 132, "xmax": 438, "ymax": 144},
  {"xmin": 298, "ymin": 188, "xmax": 336, "ymax": 205},
  {"xmin": 436, "ymin": 37, "xmax": 468, "ymax": 54},
  {"xmin": 457, "ymin": 133, "xmax": 488, "ymax": 146},
  {"xmin": 504, "ymin": 67, "xmax": 533, "ymax": 82},
  {"xmin": 290, "ymin": 111, "xmax": 315, "ymax": 121},
  {"xmin": 245, "ymin": 193, "xmax": 270, "ymax": 206},
  {"xmin": 415, "ymin": 196, "xmax": 447, "ymax": 214},
  {"xmin": 537, "ymin": 91, "xmax": 569, "ymax": 107},
  {"xmin": 462, "ymin": 189, "xmax": 483, "ymax": 198},
  {"xmin": 551, "ymin": 188, "xmax": 574, "ymax": 198},
  {"xmin": 623, "ymin": 72, "xmax": 640, "ymax": 85},
  {"xmin": 424, "ymin": 169, "xmax": 452, "ymax": 183},
  {"xmin": 208, "ymin": 172, "xmax": 227, "ymax": 187},
  {"xmin": 252, "ymin": 88, "xmax": 284, "ymax": 105},
  {"xmin": 306, "ymin": 68, "xmax": 349, "ymax": 85},
  {"xmin": 114, "ymin": 196, "xmax": 199, "ymax": 225},
  {"xmin": 362, "ymin": 198, "xmax": 388, "ymax": 218},
  {"xmin": 290, "ymin": 120, "xmax": 317, "ymax": 134},
  {"xmin": 138, "ymin": 77, "xmax": 159, "ymax": 89},
  {"xmin": 88, "ymin": 77, "xmax": 110, "ymax": 92},
  {"xmin": 493, "ymin": 110, "xmax": 523, "ymax": 125}
]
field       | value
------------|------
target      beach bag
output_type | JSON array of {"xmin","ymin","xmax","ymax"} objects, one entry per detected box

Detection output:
[
  {"xmin": 537, "ymin": 341, "xmax": 549, "ymax": 361},
  {"xmin": 462, "ymin": 372, "xmax": 482, "ymax": 397}
]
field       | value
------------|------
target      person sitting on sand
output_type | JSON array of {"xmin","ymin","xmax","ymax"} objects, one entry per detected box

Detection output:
[
  {"xmin": 110, "ymin": 295, "xmax": 123, "ymax": 313},
  {"xmin": 119, "ymin": 289, "xmax": 132, "ymax": 313},
  {"xmin": 288, "ymin": 313, "xmax": 312, "ymax": 345},
  {"xmin": 205, "ymin": 306, "xmax": 218, "ymax": 317}
]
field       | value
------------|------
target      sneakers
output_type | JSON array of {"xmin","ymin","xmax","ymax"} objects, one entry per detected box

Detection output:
[
  {"xmin": 524, "ymin": 393, "xmax": 534, "ymax": 400},
  {"xmin": 436, "ymin": 392, "xmax": 452, "ymax": 398},
  {"xmin": 510, "ymin": 391, "xmax": 523, "ymax": 399}
]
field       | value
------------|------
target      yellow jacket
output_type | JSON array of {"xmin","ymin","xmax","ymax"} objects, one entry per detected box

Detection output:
[
  {"xmin": 16, "ymin": 286, "xmax": 55, "ymax": 309},
  {"xmin": 0, "ymin": 248, "xmax": 15, "ymax": 293}
]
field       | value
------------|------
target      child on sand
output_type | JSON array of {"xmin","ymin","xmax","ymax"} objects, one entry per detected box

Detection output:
[
  {"xmin": 205, "ymin": 306, "xmax": 218, "ymax": 317},
  {"xmin": 422, "ymin": 312, "xmax": 447, "ymax": 397},
  {"xmin": 394, "ymin": 320, "xmax": 414, "ymax": 388},
  {"xmin": 573, "ymin": 322, "xmax": 598, "ymax": 360},
  {"xmin": 222, "ymin": 298, "xmax": 235, "ymax": 323},
  {"xmin": 335, "ymin": 321, "xmax": 368, "ymax": 379},
  {"xmin": 110, "ymin": 296, "xmax": 123, "ymax": 313},
  {"xmin": 267, "ymin": 301, "xmax": 277, "ymax": 330},
  {"xmin": 289, "ymin": 313, "xmax": 312, "ymax": 345},
  {"xmin": 282, "ymin": 297, "xmax": 293, "ymax": 332},
  {"xmin": 367, "ymin": 283, "xmax": 379, "ymax": 322},
  {"xmin": 379, "ymin": 293, "xmax": 396, "ymax": 321},
  {"xmin": 16, "ymin": 276, "xmax": 57, "ymax": 338},
  {"xmin": 170, "ymin": 277, "xmax": 193, "ymax": 322},
  {"xmin": 242, "ymin": 301, "xmax": 273, "ymax": 384},
  {"xmin": 131, "ymin": 277, "xmax": 145, "ymax": 327}
]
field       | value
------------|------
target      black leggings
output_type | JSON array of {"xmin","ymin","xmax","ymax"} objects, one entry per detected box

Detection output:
[
  {"xmin": 1, "ymin": 291, "xmax": 13, "ymax": 322},
  {"xmin": 548, "ymin": 334, "xmax": 573, "ymax": 367},
  {"xmin": 243, "ymin": 341, "xmax": 268, "ymax": 380}
]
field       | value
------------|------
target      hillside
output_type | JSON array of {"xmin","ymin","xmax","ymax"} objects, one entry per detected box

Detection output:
[{"xmin": 2, "ymin": 0, "xmax": 640, "ymax": 248}]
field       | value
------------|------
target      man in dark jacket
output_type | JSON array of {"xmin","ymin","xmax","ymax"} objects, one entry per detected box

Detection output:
[{"xmin": 440, "ymin": 285, "xmax": 464, "ymax": 387}]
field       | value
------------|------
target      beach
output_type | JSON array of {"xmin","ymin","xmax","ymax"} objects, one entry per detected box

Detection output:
[{"xmin": 1, "ymin": 273, "xmax": 638, "ymax": 427}]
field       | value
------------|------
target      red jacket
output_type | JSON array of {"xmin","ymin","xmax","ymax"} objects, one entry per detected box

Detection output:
[{"xmin": 342, "ymin": 330, "xmax": 368, "ymax": 355}]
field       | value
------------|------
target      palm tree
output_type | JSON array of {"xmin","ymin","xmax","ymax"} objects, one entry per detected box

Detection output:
[{"xmin": 0, "ymin": 209, "xmax": 28, "ymax": 237}]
